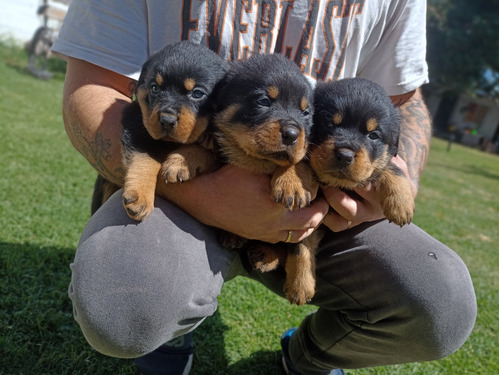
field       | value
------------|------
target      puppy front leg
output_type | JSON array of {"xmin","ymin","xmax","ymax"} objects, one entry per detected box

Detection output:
[
  {"xmin": 271, "ymin": 162, "xmax": 318, "ymax": 210},
  {"xmin": 160, "ymin": 144, "xmax": 218, "ymax": 183},
  {"xmin": 123, "ymin": 152, "xmax": 161, "ymax": 221},
  {"xmin": 283, "ymin": 230, "xmax": 323, "ymax": 305},
  {"xmin": 376, "ymin": 165, "xmax": 415, "ymax": 226}
]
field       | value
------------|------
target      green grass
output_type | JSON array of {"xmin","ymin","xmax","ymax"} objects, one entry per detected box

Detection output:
[{"xmin": 0, "ymin": 40, "xmax": 498, "ymax": 375}]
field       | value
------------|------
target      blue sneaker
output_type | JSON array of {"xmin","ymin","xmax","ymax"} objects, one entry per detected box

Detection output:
[
  {"xmin": 134, "ymin": 332, "xmax": 193, "ymax": 375},
  {"xmin": 281, "ymin": 328, "xmax": 345, "ymax": 375}
]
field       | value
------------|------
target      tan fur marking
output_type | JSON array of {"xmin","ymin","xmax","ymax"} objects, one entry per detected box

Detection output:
[
  {"xmin": 173, "ymin": 107, "xmax": 209, "ymax": 143},
  {"xmin": 348, "ymin": 148, "xmax": 374, "ymax": 182},
  {"xmin": 215, "ymin": 104, "xmax": 308, "ymax": 173},
  {"xmin": 300, "ymin": 97, "xmax": 308, "ymax": 111},
  {"xmin": 184, "ymin": 78, "xmax": 196, "ymax": 91},
  {"xmin": 155, "ymin": 73, "xmax": 164, "ymax": 86},
  {"xmin": 283, "ymin": 231, "xmax": 323, "ymax": 305},
  {"xmin": 160, "ymin": 144, "xmax": 218, "ymax": 183},
  {"xmin": 310, "ymin": 141, "xmax": 391, "ymax": 188},
  {"xmin": 267, "ymin": 85, "xmax": 279, "ymax": 99},
  {"xmin": 271, "ymin": 163, "xmax": 317, "ymax": 210},
  {"xmin": 367, "ymin": 118, "xmax": 378, "ymax": 132},
  {"xmin": 332, "ymin": 113, "xmax": 342, "ymax": 125},
  {"xmin": 122, "ymin": 152, "xmax": 162, "ymax": 221},
  {"xmin": 248, "ymin": 243, "xmax": 287, "ymax": 272},
  {"xmin": 376, "ymin": 169, "xmax": 415, "ymax": 225},
  {"xmin": 144, "ymin": 104, "xmax": 164, "ymax": 140},
  {"xmin": 309, "ymin": 139, "xmax": 337, "ymax": 183}
]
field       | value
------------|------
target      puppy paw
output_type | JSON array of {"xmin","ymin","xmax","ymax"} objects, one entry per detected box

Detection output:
[
  {"xmin": 383, "ymin": 194, "xmax": 415, "ymax": 226},
  {"xmin": 218, "ymin": 231, "xmax": 248, "ymax": 250},
  {"xmin": 283, "ymin": 273, "xmax": 315, "ymax": 306},
  {"xmin": 247, "ymin": 243, "xmax": 286, "ymax": 272},
  {"xmin": 273, "ymin": 185, "xmax": 312, "ymax": 211},
  {"xmin": 122, "ymin": 188, "xmax": 154, "ymax": 221},
  {"xmin": 272, "ymin": 163, "xmax": 316, "ymax": 210},
  {"xmin": 160, "ymin": 154, "xmax": 197, "ymax": 183}
]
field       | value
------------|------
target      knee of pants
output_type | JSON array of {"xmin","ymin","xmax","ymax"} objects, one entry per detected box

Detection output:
[
  {"xmin": 401, "ymin": 284, "xmax": 477, "ymax": 361},
  {"xmin": 356, "ymin": 264, "xmax": 477, "ymax": 363},
  {"xmin": 307, "ymin": 222, "xmax": 477, "ymax": 368},
  {"xmin": 68, "ymin": 193, "xmax": 232, "ymax": 358},
  {"xmin": 69, "ymin": 272, "xmax": 216, "ymax": 358}
]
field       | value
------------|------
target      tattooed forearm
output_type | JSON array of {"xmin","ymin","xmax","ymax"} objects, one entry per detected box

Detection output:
[
  {"xmin": 396, "ymin": 89, "xmax": 432, "ymax": 191},
  {"xmin": 70, "ymin": 121, "xmax": 126, "ymax": 183}
]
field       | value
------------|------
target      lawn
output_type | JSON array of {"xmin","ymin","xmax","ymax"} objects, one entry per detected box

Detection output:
[{"xmin": 0, "ymin": 40, "xmax": 498, "ymax": 375}]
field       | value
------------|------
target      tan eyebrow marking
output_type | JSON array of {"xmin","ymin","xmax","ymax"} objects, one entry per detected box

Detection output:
[
  {"xmin": 332, "ymin": 113, "xmax": 342, "ymax": 125},
  {"xmin": 267, "ymin": 85, "xmax": 279, "ymax": 99},
  {"xmin": 366, "ymin": 118, "xmax": 378, "ymax": 132},
  {"xmin": 300, "ymin": 97, "xmax": 308, "ymax": 111},
  {"xmin": 155, "ymin": 73, "xmax": 164, "ymax": 86},
  {"xmin": 184, "ymin": 78, "xmax": 196, "ymax": 91}
]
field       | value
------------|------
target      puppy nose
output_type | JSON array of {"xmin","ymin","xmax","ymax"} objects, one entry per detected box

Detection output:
[
  {"xmin": 160, "ymin": 108, "xmax": 178, "ymax": 128},
  {"xmin": 281, "ymin": 125, "xmax": 300, "ymax": 146},
  {"xmin": 335, "ymin": 148, "xmax": 355, "ymax": 167}
]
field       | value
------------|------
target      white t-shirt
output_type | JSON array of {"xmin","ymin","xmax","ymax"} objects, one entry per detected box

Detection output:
[{"xmin": 52, "ymin": 0, "xmax": 428, "ymax": 95}]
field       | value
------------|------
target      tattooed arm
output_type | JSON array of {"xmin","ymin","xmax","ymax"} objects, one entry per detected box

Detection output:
[
  {"xmin": 391, "ymin": 89, "xmax": 432, "ymax": 195},
  {"xmin": 62, "ymin": 58, "xmax": 134, "ymax": 186}
]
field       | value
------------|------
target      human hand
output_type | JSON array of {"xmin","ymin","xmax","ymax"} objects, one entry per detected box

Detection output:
[
  {"xmin": 158, "ymin": 164, "xmax": 329, "ymax": 244},
  {"xmin": 321, "ymin": 155, "xmax": 414, "ymax": 232}
]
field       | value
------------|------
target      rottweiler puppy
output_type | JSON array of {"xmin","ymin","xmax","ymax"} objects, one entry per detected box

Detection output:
[
  {"xmin": 214, "ymin": 53, "xmax": 316, "ymax": 211},
  {"xmin": 310, "ymin": 78, "xmax": 414, "ymax": 225},
  {"xmin": 249, "ymin": 78, "xmax": 415, "ymax": 305},
  {"xmin": 121, "ymin": 41, "xmax": 229, "ymax": 221},
  {"xmin": 213, "ymin": 53, "xmax": 319, "ymax": 305}
]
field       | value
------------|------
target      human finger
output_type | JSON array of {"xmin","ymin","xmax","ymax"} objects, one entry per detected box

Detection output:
[
  {"xmin": 322, "ymin": 209, "xmax": 354, "ymax": 232},
  {"xmin": 279, "ymin": 197, "xmax": 329, "ymax": 243}
]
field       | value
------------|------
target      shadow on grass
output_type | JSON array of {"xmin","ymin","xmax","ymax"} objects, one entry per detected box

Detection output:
[
  {"xmin": 227, "ymin": 350, "xmax": 284, "ymax": 375},
  {"xmin": 1, "ymin": 241, "xmax": 282, "ymax": 374}
]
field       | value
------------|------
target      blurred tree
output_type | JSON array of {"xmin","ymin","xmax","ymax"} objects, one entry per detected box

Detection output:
[{"xmin": 427, "ymin": 0, "xmax": 499, "ymax": 98}]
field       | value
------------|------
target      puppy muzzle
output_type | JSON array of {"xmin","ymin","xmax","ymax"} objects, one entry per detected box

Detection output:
[
  {"xmin": 160, "ymin": 107, "xmax": 179, "ymax": 130},
  {"xmin": 280, "ymin": 122, "xmax": 301, "ymax": 146},
  {"xmin": 335, "ymin": 148, "xmax": 356, "ymax": 168}
]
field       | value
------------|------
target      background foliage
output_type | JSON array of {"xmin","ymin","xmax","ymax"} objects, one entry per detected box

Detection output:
[{"xmin": 426, "ymin": 0, "xmax": 499, "ymax": 97}]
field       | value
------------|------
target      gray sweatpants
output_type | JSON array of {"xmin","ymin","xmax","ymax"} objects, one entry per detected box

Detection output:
[{"xmin": 70, "ymin": 191, "xmax": 476, "ymax": 373}]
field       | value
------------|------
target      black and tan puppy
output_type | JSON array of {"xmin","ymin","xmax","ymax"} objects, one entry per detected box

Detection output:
[
  {"xmin": 121, "ymin": 41, "xmax": 229, "ymax": 221},
  {"xmin": 213, "ymin": 53, "xmax": 319, "ymax": 305},
  {"xmin": 214, "ymin": 53, "xmax": 316, "ymax": 211},
  {"xmin": 310, "ymin": 77, "xmax": 414, "ymax": 225},
  {"xmin": 250, "ymin": 78, "xmax": 415, "ymax": 305}
]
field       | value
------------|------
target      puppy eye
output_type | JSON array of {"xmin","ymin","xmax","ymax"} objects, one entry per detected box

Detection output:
[
  {"xmin": 256, "ymin": 97, "xmax": 271, "ymax": 107},
  {"xmin": 149, "ymin": 83, "xmax": 160, "ymax": 96},
  {"xmin": 302, "ymin": 109, "xmax": 310, "ymax": 117},
  {"xmin": 191, "ymin": 88, "xmax": 206, "ymax": 99},
  {"xmin": 368, "ymin": 132, "xmax": 380, "ymax": 140}
]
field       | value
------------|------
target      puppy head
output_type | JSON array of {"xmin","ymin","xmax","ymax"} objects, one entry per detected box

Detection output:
[
  {"xmin": 310, "ymin": 78, "xmax": 401, "ymax": 188},
  {"xmin": 135, "ymin": 41, "xmax": 229, "ymax": 143},
  {"xmin": 214, "ymin": 53, "xmax": 313, "ymax": 167}
]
